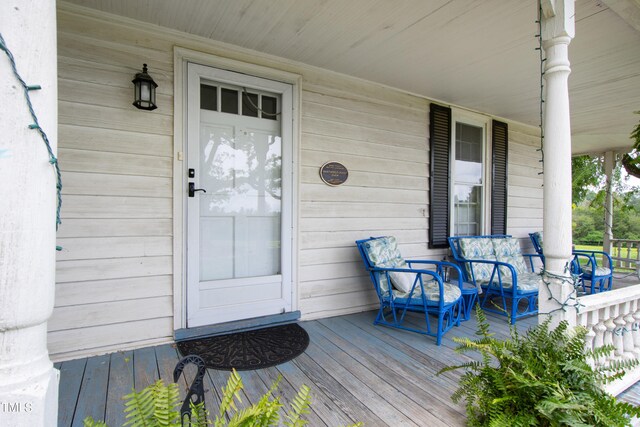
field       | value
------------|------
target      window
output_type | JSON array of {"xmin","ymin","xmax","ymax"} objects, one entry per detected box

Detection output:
[
  {"xmin": 452, "ymin": 120, "xmax": 486, "ymax": 236},
  {"xmin": 429, "ymin": 103, "xmax": 508, "ymax": 248},
  {"xmin": 199, "ymin": 83, "xmax": 280, "ymax": 120}
]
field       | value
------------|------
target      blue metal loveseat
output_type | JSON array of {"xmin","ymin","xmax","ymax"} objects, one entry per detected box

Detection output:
[{"xmin": 448, "ymin": 235, "xmax": 542, "ymax": 324}]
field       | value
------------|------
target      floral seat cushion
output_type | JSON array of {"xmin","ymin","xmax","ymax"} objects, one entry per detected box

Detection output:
[
  {"xmin": 393, "ymin": 281, "xmax": 462, "ymax": 305},
  {"xmin": 484, "ymin": 272, "xmax": 540, "ymax": 293},
  {"xmin": 581, "ymin": 265, "xmax": 612, "ymax": 276}
]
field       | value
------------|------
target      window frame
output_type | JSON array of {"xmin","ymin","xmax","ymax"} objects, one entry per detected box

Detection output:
[{"xmin": 449, "ymin": 110, "xmax": 492, "ymax": 237}]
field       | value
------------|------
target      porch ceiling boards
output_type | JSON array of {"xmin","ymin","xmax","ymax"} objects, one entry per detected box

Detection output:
[{"xmin": 63, "ymin": 0, "xmax": 640, "ymax": 155}]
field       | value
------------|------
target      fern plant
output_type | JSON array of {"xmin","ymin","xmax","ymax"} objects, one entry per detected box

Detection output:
[
  {"xmin": 84, "ymin": 368, "xmax": 360, "ymax": 427},
  {"xmin": 439, "ymin": 306, "xmax": 640, "ymax": 426}
]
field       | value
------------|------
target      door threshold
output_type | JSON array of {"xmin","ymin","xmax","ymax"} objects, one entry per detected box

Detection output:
[{"xmin": 175, "ymin": 311, "xmax": 301, "ymax": 342}]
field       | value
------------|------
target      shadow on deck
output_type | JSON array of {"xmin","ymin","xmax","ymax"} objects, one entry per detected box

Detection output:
[{"xmin": 57, "ymin": 288, "xmax": 640, "ymax": 426}]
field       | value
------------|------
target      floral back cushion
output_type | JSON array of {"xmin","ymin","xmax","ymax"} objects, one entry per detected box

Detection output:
[
  {"xmin": 363, "ymin": 236, "xmax": 440, "ymax": 295},
  {"xmin": 532, "ymin": 231, "xmax": 544, "ymax": 252},
  {"xmin": 458, "ymin": 238, "xmax": 496, "ymax": 282},
  {"xmin": 492, "ymin": 237, "xmax": 528, "ymax": 280},
  {"xmin": 363, "ymin": 236, "xmax": 411, "ymax": 293}
]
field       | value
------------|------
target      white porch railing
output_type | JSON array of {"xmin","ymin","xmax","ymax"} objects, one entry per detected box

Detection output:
[
  {"xmin": 575, "ymin": 284, "xmax": 640, "ymax": 395},
  {"xmin": 611, "ymin": 239, "xmax": 640, "ymax": 277}
]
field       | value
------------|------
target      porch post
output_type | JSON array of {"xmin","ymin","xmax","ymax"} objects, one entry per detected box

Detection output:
[
  {"xmin": 0, "ymin": 1, "xmax": 59, "ymax": 426},
  {"xmin": 603, "ymin": 150, "xmax": 615, "ymax": 267},
  {"xmin": 539, "ymin": 0, "xmax": 577, "ymax": 327}
]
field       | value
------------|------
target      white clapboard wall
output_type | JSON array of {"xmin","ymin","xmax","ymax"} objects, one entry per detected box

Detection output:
[{"xmin": 50, "ymin": 3, "xmax": 543, "ymax": 360}]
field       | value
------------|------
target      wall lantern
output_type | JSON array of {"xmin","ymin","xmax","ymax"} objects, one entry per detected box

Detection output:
[{"xmin": 132, "ymin": 63, "xmax": 158, "ymax": 110}]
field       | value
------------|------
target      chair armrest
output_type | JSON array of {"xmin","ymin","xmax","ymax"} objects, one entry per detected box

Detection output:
[
  {"xmin": 573, "ymin": 249, "xmax": 613, "ymax": 267},
  {"xmin": 369, "ymin": 265, "xmax": 447, "ymax": 304},
  {"xmin": 405, "ymin": 259, "xmax": 464, "ymax": 288},
  {"xmin": 572, "ymin": 252, "xmax": 614, "ymax": 279},
  {"xmin": 456, "ymin": 259, "xmax": 519, "ymax": 290}
]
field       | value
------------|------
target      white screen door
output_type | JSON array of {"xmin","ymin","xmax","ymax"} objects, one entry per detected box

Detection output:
[{"xmin": 186, "ymin": 63, "xmax": 293, "ymax": 327}]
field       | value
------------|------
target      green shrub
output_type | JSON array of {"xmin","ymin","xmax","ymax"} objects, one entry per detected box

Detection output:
[
  {"xmin": 439, "ymin": 307, "xmax": 640, "ymax": 427},
  {"xmin": 84, "ymin": 369, "xmax": 362, "ymax": 427}
]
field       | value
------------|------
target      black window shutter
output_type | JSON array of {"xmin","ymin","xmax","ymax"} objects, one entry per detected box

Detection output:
[
  {"xmin": 491, "ymin": 120, "xmax": 508, "ymax": 235},
  {"xmin": 429, "ymin": 104, "xmax": 452, "ymax": 249}
]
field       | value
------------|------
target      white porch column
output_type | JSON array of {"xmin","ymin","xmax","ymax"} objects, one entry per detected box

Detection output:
[
  {"xmin": 539, "ymin": 0, "xmax": 577, "ymax": 327},
  {"xmin": 0, "ymin": 1, "xmax": 59, "ymax": 426},
  {"xmin": 603, "ymin": 150, "xmax": 615, "ymax": 267}
]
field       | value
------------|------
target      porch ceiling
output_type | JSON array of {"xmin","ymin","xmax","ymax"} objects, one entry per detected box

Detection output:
[{"xmin": 64, "ymin": 0, "xmax": 640, "ymax": 155}]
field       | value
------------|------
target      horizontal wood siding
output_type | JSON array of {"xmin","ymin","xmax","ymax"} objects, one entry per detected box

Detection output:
[
  {"xmin": 52, "ymin": 4, "xmax": 545, "ymax": 358},
  {"xmin": 51, "ymin": 7, "xmax": 175, "ymax": 359},
  {"xmin": 506, "ymin": 122, "xmax": 543, "ymax": 253},
  {"xmin": 299, "ymin": 81, "xmax": 436, "ymax": 319}
]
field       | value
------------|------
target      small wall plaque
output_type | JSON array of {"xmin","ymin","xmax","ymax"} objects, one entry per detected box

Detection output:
[{"xmin": 320, "ymin": 161, "xmax": 348, "ymax": 186}]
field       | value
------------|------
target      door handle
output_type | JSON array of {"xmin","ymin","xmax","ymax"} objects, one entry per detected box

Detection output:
[{"xmin": 189, "ymin": 182, "xmax": 207, "ymax": 197}]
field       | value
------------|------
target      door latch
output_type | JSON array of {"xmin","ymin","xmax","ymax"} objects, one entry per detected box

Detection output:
[{"xmin": 189, "ymin": 182, "xmax": 207, "ymax": 197}]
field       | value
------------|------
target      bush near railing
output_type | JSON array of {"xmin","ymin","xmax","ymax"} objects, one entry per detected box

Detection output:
[{"xmin": 439, "ymin": 306, "xmax": 640, "ymax": 426}]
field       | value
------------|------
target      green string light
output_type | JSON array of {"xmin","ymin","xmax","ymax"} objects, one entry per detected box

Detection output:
[
  {"xmin": 1, "ymin": 33, "xmax": 63, "ymax": 248},
  {"xmin": 538, "ymin": 263, "xmax": 585, "ymax": 316},
  {"xmin": 535, "ymin": 2, "xmax": 546, "ymax": 183}
]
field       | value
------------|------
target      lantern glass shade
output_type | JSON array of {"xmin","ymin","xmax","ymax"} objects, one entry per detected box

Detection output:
[{"xmin": 132, "ymin": 64, "xmax": 158, "ymax": 110}]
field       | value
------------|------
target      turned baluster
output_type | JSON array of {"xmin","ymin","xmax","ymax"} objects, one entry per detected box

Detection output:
[
  {"xmin": 614, "ymin": 312, "xmax": 629, "ymax": 359},
  {"xmin": 593, "ymin": 319, "xmax": 607, "ymax": 367},
  {"xmin": 633, "ymin": 306, "xmax": 640, "ymax": 357},
  {"xmin": 604, "ymin": 315, "xmax": 617, "ymax": 364},
  {"xmin": 623, "ymin": 311, "xmax": 637, "ymax": 359},
  {"xmin": 584, "ymin": 324, "xmax": 597, "ymax": 368}
]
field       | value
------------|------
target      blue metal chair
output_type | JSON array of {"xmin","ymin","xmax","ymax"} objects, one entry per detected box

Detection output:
[
  {"xmin": 529, "ymin": 231, "xmax": 613, "ymax": 294},
  {"xmin": 355, "ymin": 236, "xmax": 467, "ymax": 345},
  {"xmin": 448, "ymin": 235, "xmax": 541, "ymax": 324}
]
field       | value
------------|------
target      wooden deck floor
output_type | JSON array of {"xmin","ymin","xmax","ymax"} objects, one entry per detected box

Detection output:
[{"xmin": 56, "ymin": 307, "xmax": 640, "ymax": 427}]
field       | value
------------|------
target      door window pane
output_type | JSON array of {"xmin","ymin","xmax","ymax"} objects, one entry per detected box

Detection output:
[
  {"xmin": 200, "ymin": 84, "xmax": 217, "ymax": 111},
  {"xmin": 261, "ymin": 96, "xmax": 278, "ymax": 120},
  {"xmin": 199, "ymin": 121, "xmax": 282, "ymax": 281},
  {"xmin": 242, "ymin": 92, "xmax": 259, "ymax": 117},
  {"xmin": 221, "ymin": 88, "xmax": 239, "ymax": 114}
]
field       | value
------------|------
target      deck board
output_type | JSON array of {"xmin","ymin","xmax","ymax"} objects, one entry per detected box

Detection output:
[
  {"xmin": 292, "ymin": 351, "xmax": 387, "ymax": 426},
  {"xmin": 104, "ymin": 351, "xmax": 133, "ymax": 427},
  {"xmin": 132, "ymin": 346, "xmax": 159, "ymax": 390},
  {"xmin": 71, "ymin": 354, "xmax": 110, "ymax": 426},
  {"xmin": 262, "ymin": 362, "xmax": 336, "ymax": 426},
  {"xmin": 314, "ymin": 318, "xmax": 464, "ymax": 425},
  {"xmin": 56, "ymin": 309, "xmax": 638, "ymax": 427},
  {"xmin": 57, "ymin": 358, "xmax": 87, "ymax": 427}
]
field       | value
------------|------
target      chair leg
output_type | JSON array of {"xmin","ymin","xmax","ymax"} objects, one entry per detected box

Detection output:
[
  {"xmin": 462, "ymin": 293, "xmax": 477, "ymax": 321},
  {"xmin": 436, "ymin": 312, "xmax": 444, "ymax": 346}
]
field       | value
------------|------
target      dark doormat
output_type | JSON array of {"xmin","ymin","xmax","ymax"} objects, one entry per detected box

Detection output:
[{"xmin": 176, "ymin": 323, "xmax": 309, "ymax": 371}]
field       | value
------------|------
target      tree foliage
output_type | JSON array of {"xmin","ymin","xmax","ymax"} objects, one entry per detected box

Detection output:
[
  {"xmin": 572, "ymin": 155, "xmax": 602, "ymax": 205},
  {"xmin": 572, "ymin": 190, "xmax": 640, "ymax": 244},
  {"xmin": 622, "ymin": 111, "xmax": 640, "ymax": 179}
]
